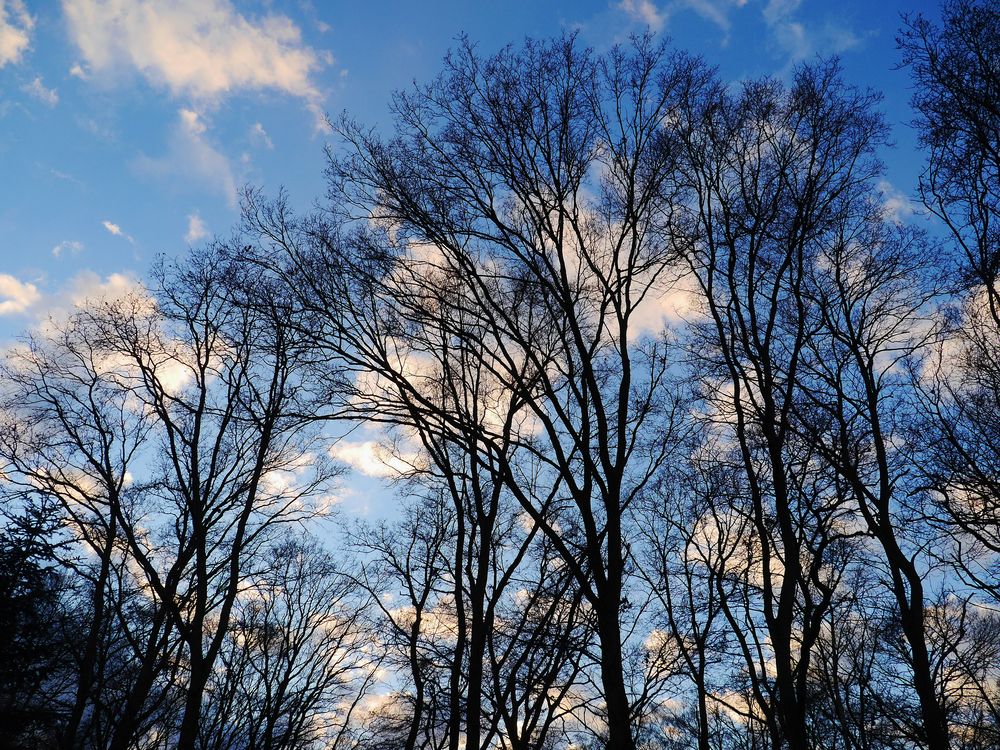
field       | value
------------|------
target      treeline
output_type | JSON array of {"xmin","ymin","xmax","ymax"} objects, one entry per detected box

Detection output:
[{"xmin": 1, "ymin": 2, "xmax": 999, "ymax": 749}]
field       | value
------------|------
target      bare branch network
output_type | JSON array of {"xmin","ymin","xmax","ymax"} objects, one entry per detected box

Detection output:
[{"xmin": 2, "ymin": 2, "xmax": 999, "ymax": 749}]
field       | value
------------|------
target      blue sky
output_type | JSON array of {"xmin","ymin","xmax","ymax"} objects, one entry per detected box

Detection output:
[
  {"xmin": 0, "ymin": 0, "xmax": 938, "ymax": 501},
  {"xmin": 0, "ymin": 0, "xmax": 939, "ymax": 336}
]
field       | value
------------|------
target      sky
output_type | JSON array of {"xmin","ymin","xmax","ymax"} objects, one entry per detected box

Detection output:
[{"xmin": 0, "ymin": 0, "xmax": 940, "ymax": 502}]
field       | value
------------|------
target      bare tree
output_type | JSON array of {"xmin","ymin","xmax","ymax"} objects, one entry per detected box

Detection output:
[
  {"xmin": 639, "ymin": 442, "xmax": 749, "ymax": 750},
  {"xmin": 0, "ymin": 299, "xmax": 177, "ymax": 749},
  {"xmin": 199, "ymin": 534, "xmax": 377, "ymax": 750},
  {"xmin": 669, "ymin": 59, "xmax": 889, "ymax": 750},
  {"xmin": 5, "ymin": 8, "xmax": 1000, "ymax": 747},
  {"xmin": 240, "ymin": 34, "xmax": 700, "ymax": 748},
  {"xmin": 0, "ymin": 249, "xmax": 335, "ymax": 749},
  {"xmin": 351, "ymin": 492, "xmax": 458, "ymax": 750},
  {"xmin": 900, "ymin": 0, "xmax": 1000, "ymax": 320},
  {"xmin": 899, "ymin": 5, "xmax": 1000, "ymax": 746},
  {"xmin": 902, "ymin": 0, "xmax": 1000, "ymax": 614}
]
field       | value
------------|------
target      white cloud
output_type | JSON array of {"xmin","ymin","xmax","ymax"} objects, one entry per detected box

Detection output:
[
  {"xmin": 185, "ymin": 213, "xmax": 208, "ymax": 243},
  {"xmin": 619, "ymin": 0, "xmax": 749, "ymax": 38},
  {"xmin": 27, "ymin": 271, "xmax": 152, "ymax": 342},
  {"xmin": 681, "ymin": 0, "xmax": 747, "ymax": 37},
  {"xmin": 877, "ymin": 180, "xmax": 919, "ymax": 224},
  {"xmin": 22, "ymin": 76, "xmax": 58, "ymax": 105},
  {"xmin": 0, "ymin": 273, "xmax": 40, "ymax": 315},
  {"xmin": 52, "ymin": 240, "xmax": 84, "ymax": 258},
  {"xmin": 48, "ymin": 167, "xmax": 83, "ymax": 186},
  {"xmin": 63, "ymin": 0, "xmax": 327, "ymax": 112},
  {"xmin": 102, "ymin": 219, "xmax": 133, "ymax": 242},
  {"xmin": 249, "ymin": 121, "xmax": 273, "ymax": 149},
  {"xmin": 615, "ymin": 0, "xmax": 858, "ymax": 60},
  {"xmin": 133, "ymin": 108, "xmax": 237, "ymax": 205},
  {"xmin": 179, "ymin": 107, "xmax": 204, "ymax": 135},
  {"xmin": 329, "ymin": 439, "xmax": 416, "ymax": 478},
  {"xmin": 628, "ymin": 271, "xmax": 703, "ymax": 338},
  {"xmin": 762, "ymin": 0, "xmax": 798, "ymax": 24},
  {"xmin": 618, "ymin": 0, "xmax": 665, "ymax": 30},
  {"xmin": 0, "ymin": 0, "xmax": 32, "ymax": 68},
  {"xmin": 763, "ymin": 0, "xmax": 860, "ymax": 64},
  {"xmin": 66, "ymin": 270, "xmax": 142, "ymax": 308},
  {"xmin": 0, "ymin": 270, "xmax": 149, "ymax": 336}
]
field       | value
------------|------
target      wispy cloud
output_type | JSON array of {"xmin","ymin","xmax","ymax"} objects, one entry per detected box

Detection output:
[
  {"xmin": 618, "ymin": 0, "xmax": 666, "ymax": 31},
  {"xmin": 763, "ymin": 0, "xmax": 861, "ymax": 66},
  {"xmin": 680, "ymin": 0, "xmax": 748, "ymax": 38},
  {"xmin": 22, "ymin": 75, "xmax": 58, "ymax": 105},
  {"xmin": 329, "ymin": 439, "xmax": 416, "ymax": 478},
  {"xmin": 37, "ymin": 164, "xmax": 85, "ymax": 187},
  {"xmin": 615, "ymin": 0, "xmax": 860, "ymax": 61},
  {"xmin": 185, "ymin": 213, "xmax": 208, "ymax": 243},
  {"xmin": 102, "ymin": 219, "xmax": 134, "ymax": 242},
  {"xmin": 249, "ymin": 121, "xmax": 274, "ymax": 149},
  {"xmin": 0, "ymin": 0, "xmax": 32, "ymax": 68},
  {"xmin": 618, "ymin": 0, "xmax": 747, "ymax": 39},
  {"xmin": 877, "ymin": 180, "xmax": 920, "ymax": 224},
  {"xmin": 52, "ymin": 240, "xmax": 84, "ymax": 258},
  {"xmin": 76, "ymin": 115, "xmax": 115, "ymax": 140},
  {"xmin": 133, "ymin": 108, "xmax": 237, "ymax": 206}
]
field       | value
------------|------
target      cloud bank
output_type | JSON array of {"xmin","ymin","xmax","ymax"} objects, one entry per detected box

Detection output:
[{"xmin": 63, "ymin": 0, "xmax": 327, "ymax": 109}]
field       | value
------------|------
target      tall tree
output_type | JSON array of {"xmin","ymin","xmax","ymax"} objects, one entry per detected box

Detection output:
[
  {"xmin": 670, "ymin": 60, "xmax": 889, "ymax": 750},
  {"xmin": 902, "ymin": 0, "xmax": 1000, "ymax": 606},
  {"xmin": 899, "ymin": 5, "xmax": 1000, "ymax": 746},
  {"xmin": 0, "ymin": 250, "xmax": 336, "ymax": 748},
  {"xmin": 242, "ymin": 34, "xmax": 699, "ymax": 748}
]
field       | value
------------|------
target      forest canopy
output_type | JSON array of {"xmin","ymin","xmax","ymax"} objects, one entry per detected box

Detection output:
[{"xmin": 1, "ymin": 2, "xmax": 999, "ymax": 749}]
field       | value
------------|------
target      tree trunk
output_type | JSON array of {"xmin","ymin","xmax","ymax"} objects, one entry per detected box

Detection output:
[
  {"xmin": 63, "ymin": 514, "xmax": 116, "ymax": 750},
  {"xmin": 898, "ymin": 573, "xmax": 951, "ymax": 750},
  {"xmin": 465, "ymin": 527, "xmax": 490, "ymax": 750},
  {"xmin": 107, "ymin": 611, "xmax": 172, "ymax": 750},
  {"xmin": 177, "ymin": 652, "xmax": 209, "ymax": 749},
  {"xmin": 596, "ymin": 597, "xmax": 634, "ymax": 750}
]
